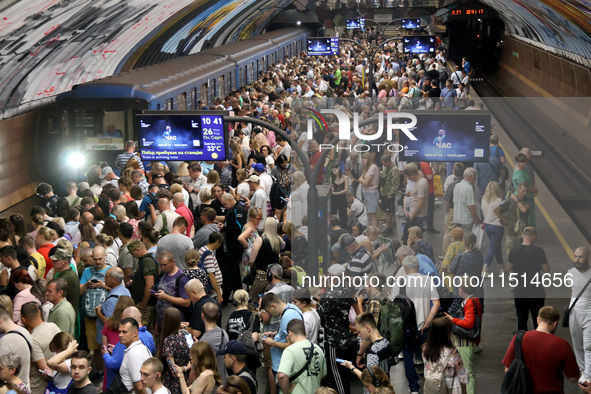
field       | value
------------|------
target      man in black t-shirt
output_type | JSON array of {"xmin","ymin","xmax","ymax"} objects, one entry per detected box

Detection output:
[
  {"xmin": 508, "ymin": 226, "xmax": 550, "ymax": 331},
  {"xmin": 68, "ymin": 351, "xmax": 97, "ymax": 394},
  {"xmin": 185, "ymin": 278, "xmax": 215, "ymax": 339}
]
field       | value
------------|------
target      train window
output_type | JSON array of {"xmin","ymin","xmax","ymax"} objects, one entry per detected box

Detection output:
[
  {"xmin": 190, "ymin": 88, "xmax": 196, "ymax": 110},
  {"xmin": 200, "ymin": 82, "xmax": 208, "ymax": 105},
  {"xmin": 239, "ymin": 67, "xmax": 243, "ymax": 87},
  {"xmin": 212, "ymin": 78, "xmax": 217, "ymax": 98},
  {"xmin": 177, "ymin": 92, "xmax": 187, "ymax": 111},
  {"xmin": 218, "ymin": 75, "xmax": 225, "ymax": 98},
  {"xmin": 68, "ymin": 109, "xmax": 126, "ymax": 151},
  {"xmin": 228, "ymin": 72, "xmax": 232, "ymax": 91},
  {"xmin": 244, "ymin": 65, "xmax": 248, "ymax": 85},
  {"xmin": 157, "ymin": 104, "xmax": 160, "ymax": 111},
  {"xmin": 165, "ymin": 99, "xmax": 173, "ymax": 110},
  {"xmin": 251, "ymin": 62, "xmax": 254, "ymax": 82}
]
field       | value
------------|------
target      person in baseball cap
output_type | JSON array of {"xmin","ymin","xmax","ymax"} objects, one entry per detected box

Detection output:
[
  {"xmin": 251, "ymin": 163, "xmax": 266, "ymax": 173},
  {"xmin": 217, "ymin": 340, "xmax": 247, "ymax": 356},
  {"xmin": 127, "ymin": 239, "xmax": 144, "ymax": 253},
  {"xmin": 49, "ymin": 247, "xmax": 73, "ymax": 262},
  {"xmin": 218, "ymin": 341, "xmax": 257, "ymax": 394},
  {"xmin": 245, "ymin": 175, "xmax": 260, "ymax": 184}
]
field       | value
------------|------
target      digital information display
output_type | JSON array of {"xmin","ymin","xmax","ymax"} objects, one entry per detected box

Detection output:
[
  {"xmin": 138, "ymin": 114, "xmax": 226, "ymax": 161},
  {"xmin": 401, "ymin": 19, "xmax": 421, "ymax": 29},
  {"xmin": 399, "ymin": 112, "xmax": 491, "ymax": 162},
  {"xmin": 307, "ymin": 37, "xmax": 339, "ymax": 56},
  {"xmin": 403, "ymin": 35, "xmax": 436, "ymax": 54},
  {"xmin": 346, "ymin": 19, "xmax": 365, "ymax": 30}
]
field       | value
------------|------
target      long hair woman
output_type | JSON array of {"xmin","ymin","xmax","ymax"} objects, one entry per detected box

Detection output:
[
  {"xmin": 238, "ymin": 208, "xmax": 262, "ymax": 283},
  {"xmin": 358, "ymin": 152, "xmax": 380, "ymax": 228},
  {"xmin": 481, "ymin": 181, "xmax": 506, "ymax": 275},
  {"xmin": 159, "ymin": 308, "xmax": 191, "ymax": 394},
  {"xmin": 248, "ymin": 218, "xmax": 285, "ymax": 309},
  {"xmin": 175, "ymin": 342, "xmax": 221, "ymax": 394},
  {"xmin": 447, "ymin": 232, "xmax": 484, "ymax": 316},
  {"xmin": 422, "ymin": 318, "xmax": 469, "ymax": 394},
  {"xmin": 11, "ymin": 270, "xmax": 44, "ymax": 325}
]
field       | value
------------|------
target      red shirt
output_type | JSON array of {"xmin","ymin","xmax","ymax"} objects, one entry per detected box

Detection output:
[
  {"xmin": 38, "ymin": 243, "xmax": 54, "ymax": 277},
  {"xmin": 451, "ymin": 297, "xmax": 483, "ymax": 345},
  {"xmin": 420, "ymin": 162, "xmax": 434, "ymax": 193},
  {"xmin": 174, "ymin": 203, "xmax": 194, "ymax": 237},
  {"xmin": 309, "ymin": 152, "xmax": 323, "ymax": 184},
  {"xmin": 502, "ymin": 330, "xmax": 579, "ymax": 393}
]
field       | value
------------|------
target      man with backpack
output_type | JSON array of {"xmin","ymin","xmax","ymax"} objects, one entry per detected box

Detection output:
[
  {"xmin": 197, "ymin": 232, "xmax": 224, "ymax": 303},
  {"xmin": 128, "ymin": 240, "xmax": 160, "ymax": 332},
  {"xmin": 156, "ymin": 216, "xmax": 193, "ymax": 270},
  {"xmin": 502, "ymin": 306, "xmax": 578, "ymax": 393},
  {"xmin": 153, "ymin": 250, "xmax": 191, "ymax": 329},
  {"xmin": 247, "ymin": 175, "xmax": 268, "ymax": 231},
  {"xmin": 354, "ymin": 312, "xmax": 395, "ymax": 376},
  {"xmin": 153, "ymin": 197, "xmax": 180, "ymax": 236},
  {"xmin": 80, "ymin": 246, "xmax": 111, "ymax": 377},
  {"xmin": 220, "ymin": 340, "xmax": 258, "ymax": 394}
]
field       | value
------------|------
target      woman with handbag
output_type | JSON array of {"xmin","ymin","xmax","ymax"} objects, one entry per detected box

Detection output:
[
  {"xmin": 447, "ymin": 232, "xmax": 484, "ymax": 316},
  {"xmin": 443, "ymin": 279, "xmax": 483, "ymax": 394},
  {"xmin": 238, "ymin": 208, "xmax": 263, "ymax": 285},
  {"xmin": 422, "ymin": 318, "xmax": 469, "ymax": 394},
  {"xmin": 226, "ymin": 290, "xmax": 261, "ymax": 373}
]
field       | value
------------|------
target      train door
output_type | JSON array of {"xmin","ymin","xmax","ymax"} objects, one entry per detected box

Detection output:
[
  {"xmin": 228, "ymin": 72, "xmax": 233, "ymax": 91},
  {"xmin": 200, "ymin": 82, "xmax": 208, "ymax": 105},
  {"xmin": 218, "ymin": 74, "xmax": 225, "ymax": 98},
  {"xmin": 177, "ymin": 92, "xmax": 187, "ymax": 110},
  {"xmin": 165, "ymin": 99, "xmax": 173, "ymax": 110},
  {"xmin": 212, "ymin": 78, "xmax": 217, "ymax": 98},
  {"xmin": 190, "ymin": 88, "xmax": 196, "ymax": 110}
]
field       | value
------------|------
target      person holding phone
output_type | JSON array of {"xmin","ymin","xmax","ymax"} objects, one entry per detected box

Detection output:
[{"xmin": 158, "ymin": 308, "xmax": 191, "ymax": 394}]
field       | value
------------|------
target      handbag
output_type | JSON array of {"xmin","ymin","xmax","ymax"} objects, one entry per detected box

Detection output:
[
  {"xmin": 106, "ymin": 373, "xmax": 133, "ymax": 394},
  {"xmin": 563, "ymin": 275, "xmax": 591, "ymax": 327},
  {"xmin": 451, "ymin": 298, "xmax": 481, "ymax": 339},
  {"xmin": 424, "ymin": 349, "xmax": 456, "ymax": 394},
  {"xmin": 433, "ymin": 175, "xmax": 444, "ymax": 198},
  {"xmin": 513, "ymin": 205, "xmax": 526, "ymax": 235},
  {"xmin": 472, "ymin": 223, "xmax": 484, "ymax": 250}
]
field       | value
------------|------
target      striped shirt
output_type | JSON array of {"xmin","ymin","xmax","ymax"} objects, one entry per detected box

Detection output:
[
  {"xmin": 116, "ymin": 152, "xmax": 145, "ymax": 171},
  {"xmin": 346, "ymin": 246, "xmax": 373, "ymax": 276},
  {"xmin": 199, "ymin": 246, "xmax": 223, "ymax": 288},
  {"xmin": 452, "ymin": 179, "xmax": 475, "ymax": 225}
]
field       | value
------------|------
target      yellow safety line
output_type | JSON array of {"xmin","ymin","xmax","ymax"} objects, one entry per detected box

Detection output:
[{"xmin": 501, "ymin": 142, "xmax": 574, "ymax": 260}]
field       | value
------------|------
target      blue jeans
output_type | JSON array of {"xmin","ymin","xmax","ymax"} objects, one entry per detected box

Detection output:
[
  {"xmin": 484, "ymin": 223, "xmax": 504, "ymax": 267},
  {"xmin": 402, "ymin": 329, "xmax": 430, "ymax": 392}
]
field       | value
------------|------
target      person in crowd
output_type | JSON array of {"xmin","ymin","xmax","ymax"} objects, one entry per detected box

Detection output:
[
  {"xmin": 441, "ymin": 227, "xmax": 465, "ymax": 275},
  {"xmin": 96, "ymin": 233, "xmax": 118, "ymax": 267},
  {"xmin": 95, "ymin": 267, "xmax": 130, "ymax": 346},
  {"xmin": 20, "ymin": 301, "xmax": 61, "ymax": 394},
  {"xmin": 277, "ymin": 319, "xmax": 327, "ymax": 394},
  {"xmin": 481, "ymin": 181, "xmax": 506, "ymax": 275},
  {"xmin": 339, "ymin": 233, "xmax": 373, "ymax": 277},
  {"xmin": 220, "ymin": 193, "xmax": 247, "ymax": 303},
  {"xmin": 140, "ymin": 358, "xmax": 170, "ymax": 394},
  {"xmin": 127, "ymin": 240, "xmax": 159, "ymax": 330},
  {"xmin": 246, "ymin": 175, "xmax": 267, "ymax": 231},
  {"xmin": 406, "ymin": 226, "xmax": 435, "ymax": 262},
  {"xmin": 340, "ymin": 364, "xmax": 394, "ymax": 394},
  {"xmin": 118, "ymin": 317, "xmax": 153, "ymax": 393},
  {"xmin": 226, "ymin": 290, "xmax": 261, "ymax": 373},
  {"xmin": 49, "ymin": 247, "xmax": 79, "ymax": 314},
  {"xmin": 46, "ymin": 278, "xmax": 76, "ymax": 335},
  {"xmin": 568, "ymin": 247, "xmax": 591, "ymax": 385},
  {"xmin": 200, "ymin": 302, "xmax": 229, "ymax": 382},
  {"xmin": 507, "ymin": 227, "xmax": 549, "ymax": 331},
  {"xmin": 19, "ymin": 235, "xmax": 46, "ymax": 280},
  {"xmin": 452, "ymin": 167, "xmax": 481, "ymax": 232},
  {"xmin": 192, "ymin": 208, "xmax": 220, "ymax": 250},
  {"xmin": 220, "ymin": 341, "xmax": 257, "ymax": 394},
  {"xmin": 197, "ymin": 232, "xmax": 224, "ymax": 303},
  {"xmin": 292, "ymin": 288, "xmax": 321, "ymax": 344},
  {"xmin": 248, "ymin": 218, "xmax": 285, "ymax": 306},
  {"xmin": 10, "ymin": 270, "xmax": 44, "ymax": 326},
  {"xmin": 68, "ymin": 351, "xmax": 97, "ymax": 394},
  {"xmin": 443, "ymin": 278, "xmax": 483, "ymax": 394},
  {"xmin": 174, "ymin": 341, "xmax": 221, "ymax": 394},
  {"xmin": 238, "ymin": 208, "xmax": 262, "ymax": 283},
  {"xmin": 402, "ymin": 163, "xmax": 428, "ymax": 245},
  {"xmin": 447, "ymin": 232, "xmax": 484, "ymax": 315},
  {"xmin": 0, "ymin": 354, "xmax": 30, "ymax": 394},
  {"xmin": 158, "ymin": 308, "xmax": 191, "ymax": 394},
  {"xmin": 500, "ymin": 183, "xmax": 532, "ymax": 254},
  {"xmin": 185, "ymin": 279, "xmax": 214, "ymax": 339},
  {"xmin": 354, "ymin": 312, "xmax": 395, "ymax": 375},
  {"xmin": 502, "ymin": 306, "xmax": 579, "ymax": 392},
  {"xmin": 153, "ymin": 250, "xmax": 190, "ymax": 329},
  {"xmin": 47, "ymin": 333, "xmax": 76, "ymax": 393},
  {"xmin": 512, "ymin": 152, "xmax": 537, "ymax": 227},
  {"xmin": 182, "ymin": 249, "xmax": 211, "ymax": 293},
  {"xmin": 0, "ymin": 305, "xmax": 33, "ymax": 387},
  {"xmin": 422, "ymin": 317, "xmax": 469, "ymax": 393},
  {"xmin": 358, "ymin": 153, "xmax": 380, "ymax": 228},
  {"xmin": 117, "ymin": 141, "xmax": 144, "ymax": 171}
]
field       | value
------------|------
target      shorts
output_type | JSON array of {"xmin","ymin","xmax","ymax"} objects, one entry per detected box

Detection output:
[
  {"xmin": 362, "ymin": 191, "xmax": 379, "ymax": 214},
  {"xmin": 84, "ymin": 317, "xmax": 100, "ymax": 350},
  {"xmin": 379, "ymin": 196, "xmax": 394, "ymax": 213}
]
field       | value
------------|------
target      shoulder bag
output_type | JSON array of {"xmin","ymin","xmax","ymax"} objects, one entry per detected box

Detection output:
[
  {"xmin": 424, "ymin": 348, "xmax": 456, "ymax": 394},
  {"xmin": 563, "ymin": 275, "xmax": 591, "ymax": 327},
  {"xmin": 451, "ymin": 298, "xmax": 481, "ymax": 339},
  {"xmin": 289, "ymin": 343, "xmax": 315, "ymax": 382}
]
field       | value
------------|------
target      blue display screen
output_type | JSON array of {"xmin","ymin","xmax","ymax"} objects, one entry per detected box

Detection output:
[
  {"xmin": 346, "ymin": 19, "xmax": 365, "ymax": 30},
  {"xmin": 307, "ymin": 38, "xmax": 339, "ymax": 56},
  {"xmin": 403, "ymin": 36, "xmax": 436, "ymax": 54},
  {"xmin": 401, "ymin": 19, "xmax": 420, "ymax": 29},
  {"xmin": 138, "ymin": 114, "xmax": 226, "ymax": 161},
  {"xmin": 399, "ymin": 112, "xmax": 491, "ymax": 162}
]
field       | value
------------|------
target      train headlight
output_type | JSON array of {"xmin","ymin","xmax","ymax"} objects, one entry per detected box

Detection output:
[{"xmin": 67, "ymin": 152, "xmax": 85, "ymax": 168}]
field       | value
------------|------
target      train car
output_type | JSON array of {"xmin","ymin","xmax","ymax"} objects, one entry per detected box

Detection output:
[{"xmin": 46, "ymin": 28, "xmax": 307, "ymax": 182}]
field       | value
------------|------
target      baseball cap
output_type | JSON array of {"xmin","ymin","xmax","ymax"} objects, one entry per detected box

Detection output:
[
  {"xmin": 251, "ymin": 163, "xmax": 266, "ymax": 173},
  {"xmin": 50, "ymin": 247, "xmax": 72, "ymax": 261},
  {"xmin": 152, "ymin": 173, "xmax": 163, "ymax": 179},
  {"xmin": 246, "ymin": 175, "xmax": 260, "ymax": 184},
  {"xmin": 78, "ymin": 182, "xmax": 90, "ymax": 192},
  {"xmin": 101, "ymin": 166, "xmax": 114, "ymax": 178},
  {"xmin": 339, "ymin": 233, "xmax": 356, "ymax": 248},
  {"xmin": 522, "ymin": 226, "xmax": 537, "ymax": 236},
  {"xmin": 327, "ymin": 263, "xmax": 346, "ymax": 276},
  {"xmin": 216, "ymin": 340, "xmax": 247, "ymax": 356},
  {"xmin": 127, "ymin": 239, "xmax": 143, "ymax": 252}
]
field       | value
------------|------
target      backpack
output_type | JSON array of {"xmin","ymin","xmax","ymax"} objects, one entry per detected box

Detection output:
[
  {"xmin": 424, "ymin": 349, "xmax": 456, "ymax": 394},
  {"xmin": 501, "ymin": 331, "xmax": 534, "ymax": 394},
  {"xmin": 83, "ymin": 269, "xmax": 109, "ymax": 318},
  {"xmin": 198, "ymin": 249, "xmax": 214, "ymax": 294},
  {"xmin": 159, "ymin": 214, "xmax": 170, "ymax": 238},
  {"xmin": 154, "ymin": 271, "xmax": 191, "ymax": 318},
  {"xmin": 378, "ymin": 295, "xmax": 418, "ymax": 355},
  {"xmin": 237, "ymin": 312, "xmax": 263, "ymax": 357},
  {"xmin": 270, "ymin": 176, "xmax": 287, "ymax": 210}
]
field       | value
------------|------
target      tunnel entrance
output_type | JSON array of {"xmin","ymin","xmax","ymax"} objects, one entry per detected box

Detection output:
[{"xmin": 448, "ymin": 1, "xmax": 504, "ymax": 73}]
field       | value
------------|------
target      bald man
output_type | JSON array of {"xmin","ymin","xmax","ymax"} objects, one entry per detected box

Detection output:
[
  {"xmin": 153, "ymin": 198, "xmax": 180, "ymax": 235},
  {"xmin": 200, "ymin": 302, "xmax": 229, "ymax": 382},
  {"xmin": 80, "ymin": 246, "xmax": 112, "ymax": 373},
  {"xmin": 96, "ymin": 267, "xmax": 130, "ymax": 347},
  {"xmin": 122, "ymin": 307, "xmax": 156, "ymax": 355},
  {"xmin": 172, "ymin": 192, "xmax": 194, "ymax": 237},
  {"xmin": 568, "ymin": 246, "xmax": 591, "ymax": 382}
]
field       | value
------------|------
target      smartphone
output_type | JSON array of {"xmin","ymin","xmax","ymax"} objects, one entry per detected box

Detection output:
[
  {"xmin": 90, "ymin": 279, "xmax": 99, "ymax": 283},
  {"xmin": 167, "ymin": 359, "xmax": 176, "ymax": 376},
  {"xmin": 149, "ymin": 289, "xmax": 157, "ymax": 294},
  {"xmin": 185, "ymin": 333, "xmax": 194, "ymax": 348},
  {"xmin": 335, "ymin": 358, "xmax": 346, "ymax": 364}
]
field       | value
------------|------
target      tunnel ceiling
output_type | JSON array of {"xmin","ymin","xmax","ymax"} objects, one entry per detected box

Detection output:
[{"xmin": 0, "ymin": 0, "xmax": 589, "ymax": 113}]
